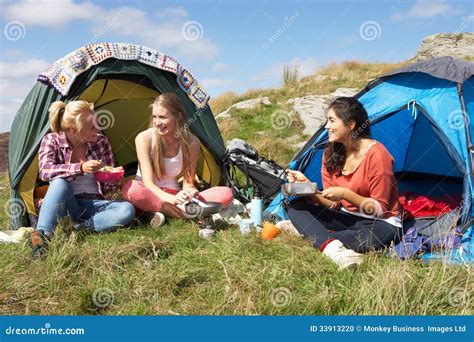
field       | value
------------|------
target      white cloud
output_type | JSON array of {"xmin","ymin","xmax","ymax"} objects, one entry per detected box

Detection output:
[
  {"xmin": 391, "ymin": 0, "xmax": 463, "ymax": 21},
  {"xmin": 199, "ymin": 77, "xmax": 239, "ymax": 98},
  {"xmin": 0, "ymin": 59, "xmax": 50, "ymax": 79},
  {"xmin": 251, "ymin": 57, "xmax": 319, "ymax": 85},
  {"xmin": 1, "ymin": 49, "xmax": 27, "ymax": 60},
  {"xmin": 156, "ymin": 6, "xmax": 189, "ymax": 19},
  {"xmin": 211, "ymin": 62, "xmax": 230, "ymax": 72},
  {"xmin": 2, "ymin": 0, "xmax": 99, "ymax": 29},
  {"xmin": 200, "ymin": 77, "xmax": 234, "ymax": 89},
  {"xmin": 2, "ymin": 2, "xmax": 219, "ymax": 61},
  {"xmin": 88, "ymin": 6, "xmax": 218, "ymax": 61},
  {"xmin": 0, "ymin": 57, "xmax": 50, "ymax": 132},
  {"xmin": 90, "ymin": 7, "xmax": 148, "ymax": 37}
]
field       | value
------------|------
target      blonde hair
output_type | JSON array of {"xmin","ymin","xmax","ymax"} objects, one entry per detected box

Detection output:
[
  {"xmin": 48, "ymin": 100, "xmax": 94, "ymax": 133},
  {"xmin": 150, "ymin": 93, "xmax": 194, "ymax": 180}
]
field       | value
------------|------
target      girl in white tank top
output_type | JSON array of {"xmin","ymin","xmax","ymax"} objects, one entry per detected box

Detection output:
[
  {"xmin": 122, "ymin": 93, "xmax": 234, "ymax": 221},
  {"xmin": 135, "ymin": 128, "xmax": 183, "ymax": 190}
]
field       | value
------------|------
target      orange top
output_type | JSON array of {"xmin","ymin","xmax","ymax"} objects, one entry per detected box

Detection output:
[{"xmin": 321, "ymin": 141, "xmax": 400, "ymax": 220}]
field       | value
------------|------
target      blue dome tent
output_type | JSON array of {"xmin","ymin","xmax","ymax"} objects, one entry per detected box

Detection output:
[{"xmin": 266, "ymin": 56, "xmax": 474, "ymax": 264}]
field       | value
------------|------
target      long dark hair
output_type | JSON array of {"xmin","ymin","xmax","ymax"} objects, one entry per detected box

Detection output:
[{"xmin": 324, "ymin": 97, "xmax": 371, "ymax": 176}]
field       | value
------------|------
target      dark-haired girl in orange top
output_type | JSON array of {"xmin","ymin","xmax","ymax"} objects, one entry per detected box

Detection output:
[{"xmin": 287, "ymin": 97, "xmax": 401, "ymax": 269}]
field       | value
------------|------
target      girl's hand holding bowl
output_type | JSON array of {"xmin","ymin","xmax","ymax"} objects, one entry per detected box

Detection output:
[{"xmin": 94, "ymin": 166, "xmax": 124, "ymax": 183}]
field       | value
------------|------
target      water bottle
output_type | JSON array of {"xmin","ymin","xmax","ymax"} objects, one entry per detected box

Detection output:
[{"xmin": 250, "ymin": 189, "xmax": 263, "ymax": 229}]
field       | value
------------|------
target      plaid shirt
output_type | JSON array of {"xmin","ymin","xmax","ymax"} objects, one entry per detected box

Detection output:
[{"xmin": 38, "ymin": 132, "xmax": 117, "ymax": 196}]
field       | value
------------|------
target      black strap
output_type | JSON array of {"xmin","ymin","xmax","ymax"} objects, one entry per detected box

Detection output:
[{"xmin": 223, "ymin": 156, "xmax": 252, "ymax": 203}]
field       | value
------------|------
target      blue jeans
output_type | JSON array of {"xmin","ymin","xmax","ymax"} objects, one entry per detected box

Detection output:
[{"xmin": 36, "ymin": 178, "xmax": 136, "ymax": 237}]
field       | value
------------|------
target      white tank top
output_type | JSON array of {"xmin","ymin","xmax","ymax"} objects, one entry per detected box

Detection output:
[{"xmin": 136, "ymin": 128, "xmax": 183, "ymax": 190}]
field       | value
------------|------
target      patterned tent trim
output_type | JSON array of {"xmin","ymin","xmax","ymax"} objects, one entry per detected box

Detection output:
[{"xmin": 37, "ymin": 42, "xmax": 210, "ymax": 108}]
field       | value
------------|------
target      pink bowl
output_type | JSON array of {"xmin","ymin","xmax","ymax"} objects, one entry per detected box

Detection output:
[{"xmin": 94, "ymin": 170, "xmax": 124, "ymax": 183}]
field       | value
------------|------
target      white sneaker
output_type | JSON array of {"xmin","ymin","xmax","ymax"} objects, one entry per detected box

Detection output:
[
  {"xmin": 150, "ymin": 212, "xmax": 166, "ymax": 228},
  {"xmin": 322, "ymin": 239, "xmax": 363, "ymax": 269},
  {"xmin": 9, "ymin": 227, "xmax": 35, "ymax": 242},
  {"xmin": 276, "ymin": 220, "xmax": 302, "ymax": 236}
]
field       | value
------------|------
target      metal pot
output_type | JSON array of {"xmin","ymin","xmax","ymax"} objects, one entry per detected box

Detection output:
[
  {"xmin": 184, "ymin": 201, "xmax": 222, "ymax": 217},
  {"xmin": 281, "ymin": 182, "xmax": 318, "ymax": 196}
]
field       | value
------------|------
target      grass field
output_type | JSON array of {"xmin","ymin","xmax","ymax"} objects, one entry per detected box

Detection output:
[
  {"xmin": 0, "ymin": 172, "xmax": 472, "ymax": 315},
  {"xmin": 1, "ymin": 60, "xmax": 472, "ymax": 315}
]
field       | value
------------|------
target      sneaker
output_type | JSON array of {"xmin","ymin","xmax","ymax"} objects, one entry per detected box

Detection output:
[
  {"xmin": 28, "ymin": 230, "xmax": 49, "ymax": 259},
  {"xmin": 322, "ymin": 239, "xmax": 363, "ymax": 269},
  {"xmin": 149, "ymin": 212, "xmax": 166, "ymax": 228},
  {"xmin": 276, "ymin": 220, "xmax": 302, "ymax": 236},
  {"xmin": 4, "ymin": 227, "xmax": 35, "ymax": 242}
]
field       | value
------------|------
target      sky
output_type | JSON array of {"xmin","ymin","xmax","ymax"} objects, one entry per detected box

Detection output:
[{"xmin": 0, "ymin": 0, "xmax": 473, "ymax": 133}]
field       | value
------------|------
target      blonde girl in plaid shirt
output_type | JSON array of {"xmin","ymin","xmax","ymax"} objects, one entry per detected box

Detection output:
[{"xmin": 29, "ymin": 100, "xmax": 135, "ymax": 257}]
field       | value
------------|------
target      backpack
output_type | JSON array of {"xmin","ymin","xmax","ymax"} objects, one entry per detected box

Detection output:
[{"xmin": 223, "ymin": 139, "xmax": 287, "ymax": 203}]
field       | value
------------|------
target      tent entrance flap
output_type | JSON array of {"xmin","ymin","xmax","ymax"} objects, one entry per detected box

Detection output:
[
  {"xmin": 79, "ymin": 78, "xmax": 159, "ymax": 166},
  {"xmin": 80, "ymin": 78, "xmax": 159, "ymax": 108},
  {"xmin": 371, "ymin": 107, "xmax": 463, "ymax": 197},
  {"xmin": 78, "ymin": 77, "xmax": 222, "ymax": 186}
]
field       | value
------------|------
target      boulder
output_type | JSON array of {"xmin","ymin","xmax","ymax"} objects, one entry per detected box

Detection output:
[
  {"xmin": 287, "ymin": 88, "xmax": 359, "ymax": 136},
  {"xmin": 411, "ymin": 33, "xmax": 474, "ymax": 61},
  {"xmin": 216, "ymin": 97, "xmax": 271, "ymax": 119}
]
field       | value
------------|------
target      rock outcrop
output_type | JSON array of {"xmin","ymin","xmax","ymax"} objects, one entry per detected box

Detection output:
[
  {"xmin": 411, "ymin": 33, "xmax": 474, "ymax": 61},
  {"xmin": 287, "ymin": 88, "xmax": 359, "ymax": 136},
  {"xmin": 216, "ymin": 97, "xmax": 271, "ymax": 119}
]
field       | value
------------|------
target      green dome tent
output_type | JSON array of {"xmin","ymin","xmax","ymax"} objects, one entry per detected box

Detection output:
[{"xmin": 8, "ymin": 42, "xmax": 225, "ymax": 229}]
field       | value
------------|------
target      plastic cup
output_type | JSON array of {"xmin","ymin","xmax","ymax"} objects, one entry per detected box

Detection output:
[
  {"xmin": 199, "ymin": 228, "xmax": 215, "ymax": 239},
  {"xmin": 239, "ymin": 219, "xmax": 254, "ymax": 235}
]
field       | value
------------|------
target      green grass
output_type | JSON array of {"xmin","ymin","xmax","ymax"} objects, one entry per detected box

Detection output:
[
  {"xmin": 0, "ymin": 173, "xmax": 472, "ymax": 315},
  {"xmin": 0, "ymin": 173, "xmax": 10, "ymax": 229},
  {"xmin": 218, "ymin": 102, "xmax": 305, "ymax": 166}
]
